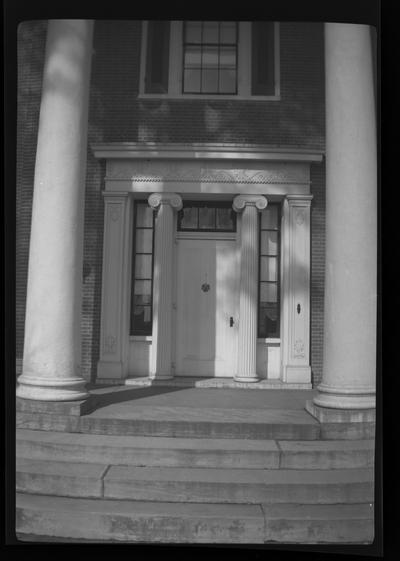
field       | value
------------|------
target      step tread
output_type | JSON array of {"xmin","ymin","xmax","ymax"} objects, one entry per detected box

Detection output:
[
  {"xmin": 278, "ymin": 440, "xmax": 375, "ymax": 452},
  {"xmin": 16, "ymin": 493, "xmax": 263, "ymax": 517},
  {"xmin": 16, "ymin": 429, "xmax": 279, "ymax": 451},
  {"xmin": 16, "ymin": 457, "xmax": 107, "ymax": 477},
  {"xmin": 104, "ymin": 465, "xmax": 374, "ymax": 484},
  {"xmin": 261, "ymin": 503, "xmax": 374, "ymax": 519}
]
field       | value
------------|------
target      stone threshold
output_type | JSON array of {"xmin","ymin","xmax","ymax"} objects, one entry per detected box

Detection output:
[{"xmin": 123, "ymin": 377, "xmax": 312, "ymax": 390}]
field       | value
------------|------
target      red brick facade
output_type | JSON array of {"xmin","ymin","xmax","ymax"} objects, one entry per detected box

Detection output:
[{"xmin": 17, "ymin": 20, "xmax": 326, "ymax": 385}]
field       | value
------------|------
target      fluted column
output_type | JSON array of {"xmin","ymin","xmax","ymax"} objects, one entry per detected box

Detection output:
[
  {"xmin": 148, "ymin": 193, "xmax": 182, "ymax": 379},
  {"xmin": 233, "ymin": 195, "xmax": 268, "ymax": 382},
  {"xmin": 17, "ymin": 20, "xmax": 94, "ymax": 401},
  {"xmin": 309, "ymin": 24, "xmax": 377, "ymax": 415}
]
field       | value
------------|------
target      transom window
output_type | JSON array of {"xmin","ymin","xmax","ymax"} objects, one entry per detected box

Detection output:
[
  {"xmin": 130, "ymin": 202, "xmax": 155, "ymax": 335},
  {"xmin": 178, "ymin": 201, "xmax": 237, "ymax": 232},
  {"xmin": 258, "ymin": 204, "xmax": 281, "ymax": 338},
  {"xmin": 183, "ymin": 22, "xmax": 238, "ymax": 94}
]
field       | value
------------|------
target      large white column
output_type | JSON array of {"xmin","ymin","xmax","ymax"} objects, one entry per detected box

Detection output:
[
  {"xmin": 233, "ymin": 195, "xmax": 268, "ymax": 382},
  {"xmin": 17, "ymin": 20, "xmax": 94, "ymax": 401},
  {"xmin": 148, "ymin": 193, "xmax": 182, "ymax": 379},
  {"xmin": 312, "ymin": 24, "xmax": 377, "ymax": 411}
]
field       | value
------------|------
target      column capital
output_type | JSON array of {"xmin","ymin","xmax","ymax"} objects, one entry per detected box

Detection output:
[
  {"xmin": 232, "ymin": 195, "xmax": 268, "ymax": 213},
  {"xmin": 285, "ymin": 194, "xmax": 314, "ymax": 206},
  {"xmin": 148, "ymin": 193, "xmax": 182, "ymax": 211}
]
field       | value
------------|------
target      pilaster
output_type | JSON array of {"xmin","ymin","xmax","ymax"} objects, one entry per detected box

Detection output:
[
  {"xmin": 97, "ymin": 193, "xmax": 131, "ymax": 380},
  {"xmin": 148, "ymin": 193, "xmax": 182, "ymax": 379},
  {"xmin": 281, "ymin": 195, "xmax": 313, "ymax": 383},
  {"xmin": 233, "ymin": 195, "xmax": 268, "ymax": 382}
]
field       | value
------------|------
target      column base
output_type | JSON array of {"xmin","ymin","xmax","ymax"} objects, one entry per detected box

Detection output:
[
  {"xmin": 16, "ymin": 375, "xmax": 89, "ymax": 402},
  {"xmin": 313, "ymin": 383, "xmax": 376, "ymax": 410},
  {"xmin": 233, "ymin": 375, "xmax": 259, "ymax": 383},
  {"xmin": 149, "ymin": 374, "xmax": 174, "ymax": 381},
  {"xmin": 305, "ymin": 400, "xmax": 376, "ymax": 424}
]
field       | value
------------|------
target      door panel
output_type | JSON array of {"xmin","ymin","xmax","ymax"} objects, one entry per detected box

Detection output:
[{"xmin": 175, "ymin": 238, "xmax": 238, "ymax": 377}]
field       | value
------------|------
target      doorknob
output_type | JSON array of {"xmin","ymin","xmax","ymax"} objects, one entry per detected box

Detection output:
[{"xmin": 229, "ymin": 316, "xmax": 234, "ymax": 327}]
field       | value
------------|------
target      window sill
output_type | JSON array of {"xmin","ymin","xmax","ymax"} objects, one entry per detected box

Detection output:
[
  {"xmin": 257, "ymin": 338, "xmax": 281, "ymax": 344},
  {"xmin": 137, "ymin": 93, "xmax": 281, "ymax": 102},
  {"xmin": 130, "ymin": 335, "xmax": 152, "ymax": 342}
]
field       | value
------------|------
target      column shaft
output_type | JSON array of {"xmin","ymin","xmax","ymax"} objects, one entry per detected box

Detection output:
[
  {"xmin": 149, "ymin": 193, "xmax": 182, "ymax": 379},
  {"xmin": 314, "ymin": 23, "xmax": 377, "ymax": 410},
  {"xmin": 233, "ymin": 195, "xmax": 267, "ymax": 382},
  {"xmin": 17, "ymin": 20, "xmax": 93, "ymax": 401}
]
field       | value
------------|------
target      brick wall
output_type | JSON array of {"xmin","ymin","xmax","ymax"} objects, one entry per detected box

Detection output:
[
  {"xmin": 310, "ymin": 160, "xmax": 326, "ymax": 387},
  {"xmin": 16, "ymin": 20, "xmax": 326, "ymax": 385}
]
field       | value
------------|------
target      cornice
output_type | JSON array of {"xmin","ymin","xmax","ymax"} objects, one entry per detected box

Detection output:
[{"xmin": 91, "ymin": 142, "xmax": 324, "ymax": 163}]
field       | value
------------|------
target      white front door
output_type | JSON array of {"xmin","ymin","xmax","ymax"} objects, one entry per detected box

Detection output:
[{"xmin": 175, "ymin": 236, "xmax": 239, "ymax": 377}]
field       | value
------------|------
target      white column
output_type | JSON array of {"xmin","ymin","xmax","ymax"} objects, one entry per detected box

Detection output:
[
  {"xmin": 17, "ymin": 20, "xmax": 94, "ymax": 401},
  {"xmin": 97, "ymin": 193, "xmax": 131, "ymax": 381},
  {"xmin": 281, "ymin": 195, "xmax": 313, "ymax": 384},
  {"xmin": 148, "ymin": 193, "xmax": 182, "ymax": 379},
  {"xmin": 233, "ymin": 195, "xmax": 268, "ymax": 382},
  {"xmin": 313, "ymin": 24, "xmax": 377, "ymax": 411}
]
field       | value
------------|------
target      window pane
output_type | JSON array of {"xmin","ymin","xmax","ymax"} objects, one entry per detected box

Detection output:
[
  {"xmin": 132, "ymin": 305, "xmax": 152, "ymax": 331},
  {"xmin": 136, "ymin": 229, "xmax": 153, "ymax": 253},
  {"xmin": 184, "ymin": 46, "xmax": 201, "ymax": 68},
  {"xmin": 136, "ymin": 204, "xmax": 153, "ymax": 228},
  {"xmin": 261, "ymin": 206, "xmax": 278, "ymax": 229},
  {"xmin": 134, "ymin": 280, "xmax": 152, "ymax": 305},
  {"xmin": 180, "ymin": 207, "xmax": 198, "ymax": 229},
  {"xmin": 219, "ymin": 47, "xmax": 236, "ymax": 67},
  {"xmin": 202, "ymin": 68, "xmax": 218, "ymax": 92},
  {"xmin": 135, "ymin": 254, "xmax": 152, "ymax": 279},
  {"xmin": 202, "ymin": 22, "xmax": 219, "ymax": 43},
  {"xmin": 260, "ymin": 256, "xmax": 277, "ymax": 282},
  {"xmin": 184, "ymin": 69, "xmax": 201, "ymax": 92},
  {"xmin": 202, "ymin": 46, "xmax": 219, "ymax": 68},
  {"xmin": 260, "ymin": 282, "xmax": 278, "ymax": 303},
  {"xmin": 259, "ymin": 303, "xmax": 279, "ymax": 337},
  {"xmin": 199, "ymin": 207, "xmax": 215, "ymax": 229},
  {"xmin": 220, "ymin": 22, "xmax": 236, "ymax": 43},
  {"xmin": 216, "ymin": 208, "xmax": 234, "ymax": 230},
  {"xmin": 261, "ymin": 231, "xmax": 278, "ymax": 255},
  {"xmin": 185, "ymin": 21, "xmax": 202, "ymax": 43},
  {"xmin": 219, "ymin": 68, "xmax": 236, "ymax": 93}
]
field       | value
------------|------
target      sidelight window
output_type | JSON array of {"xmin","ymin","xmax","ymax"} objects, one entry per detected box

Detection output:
[
  {"xmin": 130, "ymin": 202, "xmax": 155, "ymax": 335},
  {"xmin": 258, "ymin": 204, "xmax": 280, "ymax": 338}
]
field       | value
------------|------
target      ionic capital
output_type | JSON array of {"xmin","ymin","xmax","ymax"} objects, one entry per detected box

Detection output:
[
  {"xmin": 148, "ymin": 193, "xmax": 183, "ymax": 211},
  {"xmin": 232, "ymin": 195, "xmax": 268, "ymax": 213}
]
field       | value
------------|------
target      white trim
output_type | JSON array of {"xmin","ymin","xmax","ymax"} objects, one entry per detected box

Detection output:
[
  {"xmin": 92, "ymin": 142, "xmax": 324, "ymax": 162},
  {"xmin": 130, "ymin": 335, "xmax": 152, "ymax": 342},
  {"xmin": 176, "ymin": 231, "xmax": 237, "ymax": 241},
  {"xmin": 139, "ymin": 21, "xmax": 281, "ymax": 101}
]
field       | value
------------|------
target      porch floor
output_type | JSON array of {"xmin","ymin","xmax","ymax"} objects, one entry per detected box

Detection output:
[{"xmin": 85, "ymin": 384, "xmax": 318, "ymax": 427}]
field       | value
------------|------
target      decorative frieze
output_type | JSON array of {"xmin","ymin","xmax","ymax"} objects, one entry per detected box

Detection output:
[{"xmin": 106, "ymin": 160, "xmax": 310, "ymax": 185}]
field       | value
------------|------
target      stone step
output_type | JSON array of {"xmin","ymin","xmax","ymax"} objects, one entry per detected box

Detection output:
[
  {"xmin": 16, "ymin": 429, "xmax": 375, "ymax": 470},
  {"xmin": 17, "ymin": 406, "xmax": 321, "ymax": 440},
  {"xmin": 16, "ymin": 457, "xmax": 374, "ymax": 504},
  {"xmin": 16, "ymin": 494, "xmax": 374, "ymax": 544}
]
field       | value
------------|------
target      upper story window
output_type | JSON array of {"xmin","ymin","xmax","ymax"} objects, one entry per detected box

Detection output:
[{"xmin": 141, "ymin": 21, "xmax": 280, "ymax": 100}]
